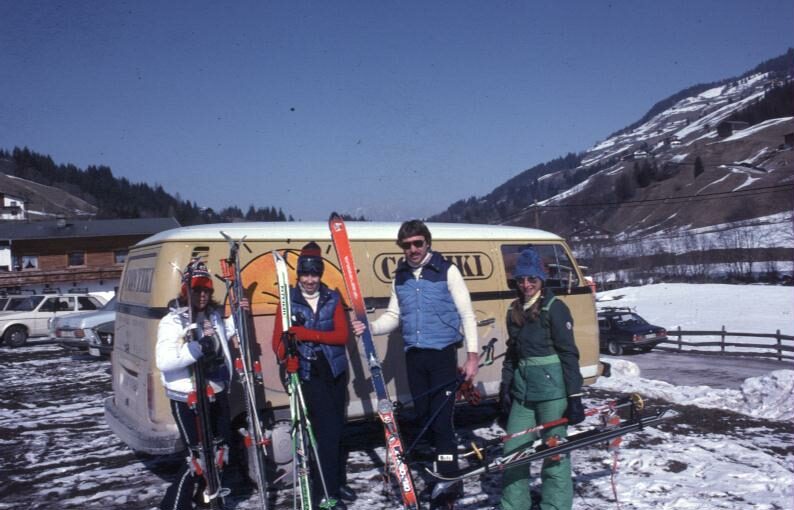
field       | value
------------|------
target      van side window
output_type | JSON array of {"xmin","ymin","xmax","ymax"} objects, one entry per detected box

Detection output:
[{"xmin": 500, "ymin": 244, "xmax": 582, "ymax": 291}]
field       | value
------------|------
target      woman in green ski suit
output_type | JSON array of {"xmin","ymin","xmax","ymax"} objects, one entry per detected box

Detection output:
[{"xmin": 500, "ymin": 247, "xmax": 585, "ymax": 510}]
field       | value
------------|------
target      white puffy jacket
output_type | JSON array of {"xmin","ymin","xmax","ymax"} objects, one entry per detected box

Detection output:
[{"xmin": 156, "ymin": 305, "xmax": 235, "ymax": 401}]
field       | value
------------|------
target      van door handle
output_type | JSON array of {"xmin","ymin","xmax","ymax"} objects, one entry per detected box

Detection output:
[
  {"xmin": 477, "ymin": 318, "xmax": 495, "ymax": 327},
  {"xmin": 366, "ymin": 307, "xmax": 375, "ymax": 313}
]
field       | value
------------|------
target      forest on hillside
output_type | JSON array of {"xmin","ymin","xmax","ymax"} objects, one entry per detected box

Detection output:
[{"xmin": 0, "ymin": 147, "xmax": 293, "ymax": 225}]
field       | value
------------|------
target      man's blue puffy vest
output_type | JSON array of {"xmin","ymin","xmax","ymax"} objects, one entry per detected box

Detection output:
[
  {"xmin": 394, "ymin": 251, "xmax": 462, "ymax": 351},
  {"xmin": 290, "ymin": 284, "xmax": 348, "ymax": 381}
]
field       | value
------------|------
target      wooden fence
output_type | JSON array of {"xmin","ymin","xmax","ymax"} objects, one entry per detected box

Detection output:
[{"xmin": 656, "ymin": 326, "xmax": 794, "ymax": 361}]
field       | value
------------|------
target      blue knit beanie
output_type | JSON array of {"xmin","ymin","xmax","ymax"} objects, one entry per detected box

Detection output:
[{"xmin": 512, "ymin": 248, "xmax": 546, "ymax": 281}]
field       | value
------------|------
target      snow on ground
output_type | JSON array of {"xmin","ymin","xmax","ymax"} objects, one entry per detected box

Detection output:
[
  {"xmin": 2, "ymin": 284, "xmax": 793, "ymax": 509},
  {"xmin": 596, "ymin": 283, "xmax": 793, "ymax": 336}
]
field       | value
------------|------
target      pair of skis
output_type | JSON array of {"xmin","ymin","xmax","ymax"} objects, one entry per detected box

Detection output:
[
  {"xmin": 427, "ymin": 407, "xmax": 676, "ymax": 487},
  {"xmin": 274, "ymin": 251, "xmax": 337, "ymax": 510},
  {"xmin": 218, "ymin": 233, "xmax": 271, "ymax": 510},
  {"xmin": 328, "ymin": 213, "xmax": 420, "ymax": 510},
  {"xmin": 181, "ymin": 259, "xmax": 227, "ymax": 510}
]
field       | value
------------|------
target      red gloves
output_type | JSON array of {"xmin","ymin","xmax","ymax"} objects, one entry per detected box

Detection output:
[{"xmin": 285, "ymin": 355, "xmax": 299, "ymax": 374}]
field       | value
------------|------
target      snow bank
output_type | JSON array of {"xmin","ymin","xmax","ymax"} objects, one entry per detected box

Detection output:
[
  {"xmin": 740, "ymin": 369, "xmax": 794, "ymax": 421},
  {"xmin": 593, "ymin": 359, "xmax": 794, "ymax": 422}
]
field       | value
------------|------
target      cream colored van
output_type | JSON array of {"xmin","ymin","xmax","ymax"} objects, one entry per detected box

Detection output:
[{"xmin": 104, "ymin": 221, "xmax": 601, "ymax": 456}]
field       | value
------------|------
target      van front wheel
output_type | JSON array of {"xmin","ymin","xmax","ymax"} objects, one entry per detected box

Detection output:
[
  {"xmin": 5, "ymin": 326, "xmax": 28, "ymax": 348},
  {"xmin": 607, "ymin": 340, "xmax": 623, "ymax": 356}
]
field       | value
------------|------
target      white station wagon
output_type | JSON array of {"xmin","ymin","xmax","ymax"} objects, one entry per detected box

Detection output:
[{"xmin": 0, "ymin": 291, "xmax": 107, "ymax": 347}]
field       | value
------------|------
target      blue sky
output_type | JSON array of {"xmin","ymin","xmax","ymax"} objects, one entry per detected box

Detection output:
[{"xmin": 1, "ymin": 1, "xmax": 791, "ymax": 220}]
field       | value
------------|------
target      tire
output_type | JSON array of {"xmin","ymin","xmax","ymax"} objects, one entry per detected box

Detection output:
[
  {"xmin": 4, "ymin": 325, "xmax": 28, "ymax": 348},
  {"xmin": 607, "ymin": 340, "xmax": 623, "ymax": 356}
]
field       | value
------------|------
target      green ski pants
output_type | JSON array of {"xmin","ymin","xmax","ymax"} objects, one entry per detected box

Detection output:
[{"xmin": 500, "ymin": 397, "xmax": 572, "ymax": 510}]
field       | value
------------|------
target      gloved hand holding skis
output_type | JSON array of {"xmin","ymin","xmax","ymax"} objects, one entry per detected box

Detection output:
[
  {"xmin": 285, "ymin": 355, "xmax": 299, "ymax": 374},
  {"xmin": 196, "ymin": 320, "xmax": 220, "ymax": 361},
  {"xmin": 564, "ymin": 394, "xmax": 586, "ymax": 425}
]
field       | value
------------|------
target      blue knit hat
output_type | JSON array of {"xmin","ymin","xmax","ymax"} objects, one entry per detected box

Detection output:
[{"xmin": 512, "ymin": 248, "xmax": 546, "ymax": 281}]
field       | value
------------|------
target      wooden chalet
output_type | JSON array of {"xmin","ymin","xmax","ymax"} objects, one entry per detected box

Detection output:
[{"xmin": 0, "ymin": 217, "xmax": 179, "ymax": 292}]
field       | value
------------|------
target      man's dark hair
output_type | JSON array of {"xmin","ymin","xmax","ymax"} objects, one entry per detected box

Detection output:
[{"xmin": 397, "ymin": 219, "xmax": 432, "ymax": 245}]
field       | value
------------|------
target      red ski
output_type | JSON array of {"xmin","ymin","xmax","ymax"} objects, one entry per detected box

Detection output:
[{"xmin": 328, "ymin": 213, "xmax": 420, "ymax": 510}]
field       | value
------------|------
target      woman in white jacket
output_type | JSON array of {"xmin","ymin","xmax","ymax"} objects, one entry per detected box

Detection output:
[{"xmin": 156, "ymin": 261, "xmax": 236, "ymax": 510}]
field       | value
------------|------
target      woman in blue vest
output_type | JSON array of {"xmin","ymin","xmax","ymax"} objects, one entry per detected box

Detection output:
[
  {"xmin": 272, "ymin": 242, "xmax": 355, "ymax": 510},
  {"xmin": 500, "ymin": 247, "xmax": 585, "ymax": 510}
]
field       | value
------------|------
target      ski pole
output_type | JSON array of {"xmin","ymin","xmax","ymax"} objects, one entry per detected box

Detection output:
[
  {"xmin": 401, "ymin": 339, "xmax": 499, "ymax": 458},
  {"xmin": 403, "ymin": 374, "xmax": 466, "ymax": 459},
  {"xmin": 393, "ymin": 338, "xmax": 498, "ymax": 412}
]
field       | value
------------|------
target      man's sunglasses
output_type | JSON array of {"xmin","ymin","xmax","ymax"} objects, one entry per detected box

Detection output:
[
  {"xmin": 398, "ymin": 239, "xmax": 426, "ymax": 250},
  {"xmin": 515, "ymin": 276, "xmax": 541, "ymax": 284}
]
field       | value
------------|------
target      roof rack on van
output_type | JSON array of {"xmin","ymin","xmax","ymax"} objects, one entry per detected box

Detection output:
[
  {"xmin": 67, "ymin": 287, "xmax": 89, "ymax": 294},
  {"xmin": 41, "ymin": 288, "xmax": 62, "ymax": 295}
]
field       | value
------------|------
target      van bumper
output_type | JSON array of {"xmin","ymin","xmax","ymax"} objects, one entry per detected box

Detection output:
[{"xmin": 103, "ymin": 396, "xmax": 183, "ymax": 455}]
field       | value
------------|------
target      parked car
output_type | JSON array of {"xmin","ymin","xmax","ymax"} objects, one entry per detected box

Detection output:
[
  {"xmin": 0, "ymin": 292, "xmax": 38, "ymax": 312},
  {"xmin": 54, "ymin": 296, "xmax": 117, "ymax": 354},
  {"xmin": 0, "ymin": 291, "xmax": 107, "ymax": 347},
  {"xmin": 89, "ymin": 320, "xmax": 115, "ymax": 358},
  {"xmin": 597, "ymin": 306, "xmax": 667, "ymax": 355}
]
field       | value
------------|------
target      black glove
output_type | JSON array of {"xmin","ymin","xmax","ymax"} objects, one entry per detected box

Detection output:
[
  {"xmin": 498, "ymin": 382, "xmax": 512, "ymax": 419},
  {"xmin": 197, "ymin": 335, "xmax": 219, "ymax": 360},
  {"xmin": 564, "ymin": 395, "xmax": 585, "ymax": 425}
]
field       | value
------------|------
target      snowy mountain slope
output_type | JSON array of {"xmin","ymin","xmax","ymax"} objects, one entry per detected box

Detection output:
[
  {"xmin": 539, "ymin": 73, "xmax": 792, "ymax": 235},
  {"xmin": 431, "ymin": 54, "xmax": 793, "ymax": 273},
  {"xmin": 0, "ymin": 171, "xmax": 97, "ymax": 219}
]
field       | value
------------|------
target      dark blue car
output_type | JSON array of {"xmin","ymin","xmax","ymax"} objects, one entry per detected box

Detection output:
[{"xmin": 597, "ymin": 307, "xmax": 667, "ymax": 355}]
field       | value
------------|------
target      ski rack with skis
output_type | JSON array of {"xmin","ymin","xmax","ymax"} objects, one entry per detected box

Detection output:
[{"xmin": 328, "ymin": 213, "xmax": 420, "ymax": 510}]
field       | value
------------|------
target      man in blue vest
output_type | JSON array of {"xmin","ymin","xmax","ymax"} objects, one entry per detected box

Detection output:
[{"xmin": 353, "ymin": 220, "xmax": 479, "ymax": 507}]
